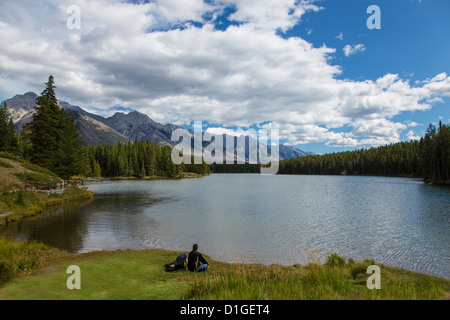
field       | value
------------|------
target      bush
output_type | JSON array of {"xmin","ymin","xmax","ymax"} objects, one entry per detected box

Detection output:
[
  {"xmin": 350, "ymin": 264, "xmax": 368, "ymax": 280},
  {"xmin": 0, "ymin": 159, "xmax": 13, "ymax": 168},
  {"xmin": 0, "ymin": 152, "xmax": 21, "ymax": 161},
  {"xmin": 14, "ymin": 172, "xmax": 55, "ymax": 183},
  {"xmin": 326, "ymin": 253, "xmax": 346, "ymax": 267},
  {"xmin": 15, "ymin": 190, "xmax": 25, "ymax": 206},
  {"xmin": 0, "ymin": 260, "xmax": 13, "ymax": 283},
  {"xmin": 0, "ymin": 238, "xmax": 63, "ymax": 285},
  {"xmin": 20, "ymin": 161, "xmax": 61, "ymax": 180}
]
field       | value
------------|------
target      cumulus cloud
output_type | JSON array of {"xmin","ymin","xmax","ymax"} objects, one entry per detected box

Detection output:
[
  {"xmin": 343, "ymin": 44, "xmax": 366, "ymax": 57},
  {"xmin": 226, "ymin": 0, "xmax": 321, "ymax": 31},
  {"xmin": 406, "ymin": 130, "xmax": 421, "ymax": 141},
  {"xmin": 405, "ymin": 120, "xmax": 422, "ymax": 128},
  {"xmin": 0, "ymin": 0, "xmax": 449, "ymax": 149}
]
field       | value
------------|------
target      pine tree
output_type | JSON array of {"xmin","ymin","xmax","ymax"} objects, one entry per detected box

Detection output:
[
  {"xmin": 7, "ymin": 118, "xmax": 18, "ymax": 153},
  {"xmin": 52, "ymin": 111, "xmax": 88, "ymax": 179},
  {"xmin": 0, "ymin": 102, "xmax": 18, "ymax": 154},
  {"xmin": 0, "ymin": 103, "xmax": 8, "ymax": 152},
  {"xmin": 17, "ymin": 124, "xmax": 33, "ymax": 159},
  {"xmin": 28, "ymin": 75, "xmax": 88, "ymax": 178},
  {"xmin": 93, "ymin": 160, "xmax": 102, "ymax": 177},
  {"xmin": 140, "ymin": 159, "xmax": 146, "ymax": 179},
  {"xmin": 29, "ymin": 75, "xmax": 62, "ymax": 168}
]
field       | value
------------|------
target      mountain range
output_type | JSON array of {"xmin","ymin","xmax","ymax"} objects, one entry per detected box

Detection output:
[{"xmin": 1, "ymin": 92, "xmax": 315, "ymax": 161}]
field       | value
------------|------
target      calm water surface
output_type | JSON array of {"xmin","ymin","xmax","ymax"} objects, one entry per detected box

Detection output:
[{"xmin": 1, "ymin": 174, "xmax": 449, "ymax": 279}]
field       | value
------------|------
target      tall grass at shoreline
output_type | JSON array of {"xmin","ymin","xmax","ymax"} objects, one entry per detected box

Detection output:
[
  {"xmin": 0, "ymin": 238, "xmax": 67, "ymax": 284},
  {"xmin": 186, "ymin": 252, "xmax": 449, "ymax": 300},
  {"xmin": 0, "ymin": 240, "xmax": 448, "ymax": 300}
]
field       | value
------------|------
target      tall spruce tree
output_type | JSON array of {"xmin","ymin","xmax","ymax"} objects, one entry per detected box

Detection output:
[
  {"xmin": 29, "ymin": 75, "xmax": 62, "ymax": 168},
  {"xmin": 52, "ymin": 112, "xmax": 88, "ymax": 179},
  {"xmin": 28, "ymin": 75, "xmax": 88, "ymax": 178}
]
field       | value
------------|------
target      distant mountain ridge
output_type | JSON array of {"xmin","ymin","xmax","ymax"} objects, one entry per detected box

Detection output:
[
  {"xmin": 99, "ymin": 110, "xmax": 180, "ymax": 146},
  {"xmin": 1, "ymin": 92, "xmax": 315, "ymax": 160},
  {"xmin": 2, "ymin": 92, "xmax": 129, "ymax": 146}
]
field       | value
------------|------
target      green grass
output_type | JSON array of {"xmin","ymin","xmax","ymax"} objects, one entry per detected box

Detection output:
[
  {"xmin": 19, "ymin": 161, "xmax": 61, "ymax": 181},
  {"xmin": 0, "ymin": 238, "xmax": 67, "ymax": 284},
  {"xmin": 0, "ymin": 152, "xmax": 60, "ymax": 182},
  {"xmin": 1, "ymin": 247, "xmax": 195, "ymax": 300},
  {"xmin": 0, "ymin": 159, "xmax": 14, "ymax": 168},
  {"xmin": 0, "ymin": 186, "xmax": 93, "ymax": 227},
  {"xmin": 0, "ymin": 154, "xmax": 93, "ymax": 227},
  {"xmin": 0, "ymin": 240, "xmax": 448, "ymax": 300},
  {"xmin": 186, "ymin": 254, "xmax": 449, "ymax": 300},
  {"xmin": 0, "ymin": 152, "xmax": 21, "ymax": 162},
  {"xmin": 14, "ymin": 172, "xmax": 56, "ymax": 183}
]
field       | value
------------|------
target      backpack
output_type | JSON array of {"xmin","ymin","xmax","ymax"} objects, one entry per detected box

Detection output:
[{"xmin": 164, "ymin": 253, "xmax": 187, "ymax": 272}]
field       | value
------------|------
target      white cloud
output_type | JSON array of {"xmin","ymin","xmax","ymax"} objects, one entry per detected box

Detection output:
[
  {"xmin": 352, "ymin": 119, "xmax": 406, "ymax": 139},
  {"xmin": 343, "ymin": 44, "xmax": 366, "ymax": 57},
  {"xmin": 430, "ymin": 72, "xmax": 447, "ymax": 82},
  {"xmin": 335, "ymin": 32, "xmax": 343, "ymax": 40},
  {"xmin": 427, "ymin": 96, "xmax": 444, "ymax": 104},
  {"xmin": 405, "ymin": 120, "xmax": 422, "ymax": 127},
  {"xmin": 0, "ymin": 0, "xmax": 449, "ymax": 149},
  {"xmin": 406, "ymin": 130, "xmax": 421, "ymax": 141},
  {"xmin": 206, "ymin": 127, "xmax": 242, "ymax": 137},
  {"xmin": 226, "ymin": 0, "xmax": 321, "ymax": 31}
]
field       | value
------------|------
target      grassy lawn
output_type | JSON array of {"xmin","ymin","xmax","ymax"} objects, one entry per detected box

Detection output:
[
  {"xmin": 1, "ymin": 248, "xmax": 203, "ymax": 300},
  {"xmin": 1, "ymin": 239, "xmax": 449, "ymax": 300}
]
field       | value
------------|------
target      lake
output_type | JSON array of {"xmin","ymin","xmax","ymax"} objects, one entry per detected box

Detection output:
[{"xmin": 1, "ymin": 174, "xmax": 449, "ymax": 279}]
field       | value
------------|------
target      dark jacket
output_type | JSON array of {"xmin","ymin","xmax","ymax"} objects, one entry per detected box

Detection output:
[
  {"xmin": 187, "ymin": 250, "xmax": 208, "ymax": 271},
  {"xmin": 165, "ymin": 253, "xmax": 187, "ymax": 272}
]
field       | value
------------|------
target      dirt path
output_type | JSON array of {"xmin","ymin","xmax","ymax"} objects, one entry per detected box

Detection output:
[{"xmin": 0, "ymin": 157, "xmax": 26, "ymax": 192}]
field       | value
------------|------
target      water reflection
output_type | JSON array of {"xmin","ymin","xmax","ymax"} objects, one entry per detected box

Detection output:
[
  {"xmin": 0, "ymin": 176, "xmax": 448, "ymax": 279},
  {"xmin": 1, "ymin": 201, "xmax": 90, "ymax": 252}
]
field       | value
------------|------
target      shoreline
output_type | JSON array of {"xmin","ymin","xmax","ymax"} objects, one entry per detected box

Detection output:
[
  {"xmin": 2, "ymin": 175, "xmax": 448, "ymax": 281},
  {"xmin": 0, "ymin": 186, "xmax": 93, "ymax": 227},
  {"xmin": 84, "ymin": 172, "xmax": 207, "ymax": 181},
  {"xmin": 49, "ymin": 246, "xmax": 450, "ymax": 281},
  {"xmin": 72, "ymin": 246, "xmax": 450, "ymax": 281},
  {"xmin": 1, "ymin": 243, "xmax": 448, "ymax": 300},
  {"xmin": 0, "ymin": 171, "xmax": 207, "ymax": 227}
]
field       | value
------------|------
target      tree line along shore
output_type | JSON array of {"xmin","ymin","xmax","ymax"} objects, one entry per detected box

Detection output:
[
  {"xmin": 1, "ymin": 75, "xmax": 448, "ymax": 183},
  {"xmin": 277, "ymin": 122, "xmax": 449, "ymax": 185},
  {"xmin": 0, "ymin": 75, "xmax": 209, "ymax": 226},
  {"xmin": 1, "ymin": 76, "xmax": 449, "ymax": 300},
  {"xmin": 1, "ymin": 75, "xmax": 449, "ymax": 227}
]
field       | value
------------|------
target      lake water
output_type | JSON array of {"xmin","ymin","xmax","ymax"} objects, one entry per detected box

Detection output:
[{"xmin": 1, "ymin": 174, "xmax": 449, "ymax": 279}]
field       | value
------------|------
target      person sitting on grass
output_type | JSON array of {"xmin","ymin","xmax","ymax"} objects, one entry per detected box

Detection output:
[
  {"xmin": 165, "ymin": 253, "xmax": 187, "ymax": 272},
  {"xmin": 187, "ymin": 244, "xmax": 209, "ymax": 272}
]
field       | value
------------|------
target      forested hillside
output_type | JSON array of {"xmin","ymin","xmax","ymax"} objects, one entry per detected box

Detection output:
[
  {"xmin": 278, "ymin": 122, "xmax": 450, "ymax": 184},
  {"xmin": 0, "ymin": 76, "xmax": 87, "ymax": 179},
  {"xmin": 85, "ymin": 140, "xmax": 210, "ymax": 178},
  {"xmin": 1, "ymin": 76, "xmax": 209, "ymax": 180},
  {"xmin": 2, "ymin": 76, "xmax": 447, "ymax": 183}
]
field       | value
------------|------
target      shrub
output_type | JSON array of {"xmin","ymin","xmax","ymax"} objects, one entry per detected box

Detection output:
[
  {"xmin": 326, "ymin": 253, "xmax": 346, "ymax": 267},
  {"xmin": 14, "ymin": 172, "xmax": 55, "ymax": 183},
  {"xmin": 0, "ymin": 159, "xmax": 13, "ymax": 168},
  {"xmin": 15, "ymin": 190, "xmax": 25, "ymax": 206},
  {"xmin": 0, "ymin": 238, "xmax": 63, "ymax": 284}
]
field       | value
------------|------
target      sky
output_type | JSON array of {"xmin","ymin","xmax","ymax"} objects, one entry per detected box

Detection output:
[{"xmin": 0, "ymin": 0, "xmax": 449, "ymax": 154}]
